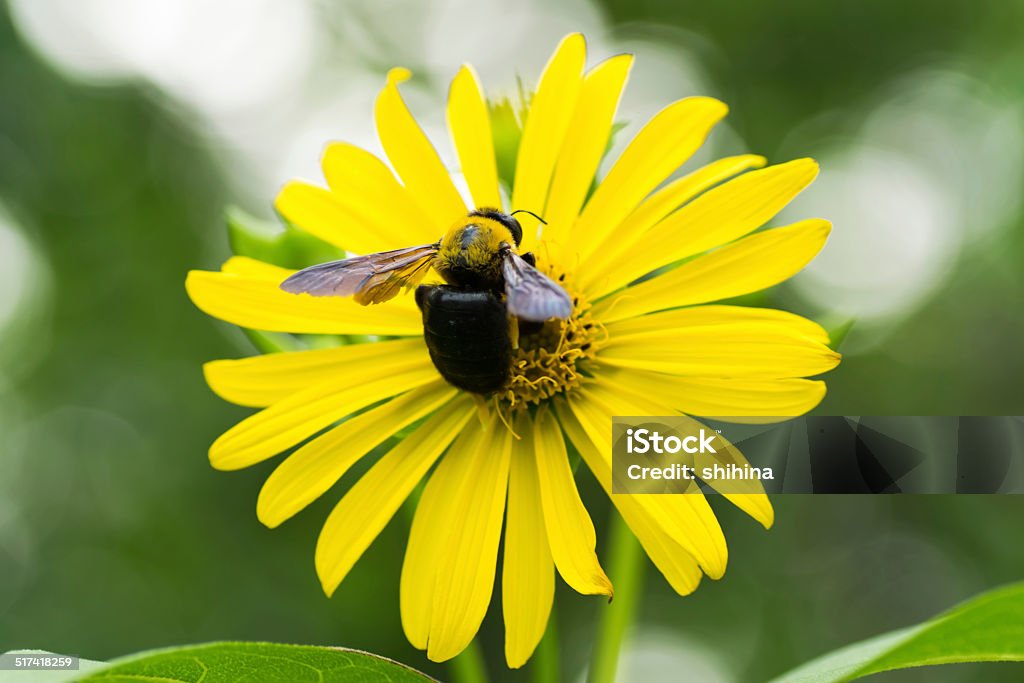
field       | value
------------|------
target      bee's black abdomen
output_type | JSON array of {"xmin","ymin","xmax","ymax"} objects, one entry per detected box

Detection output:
[{"xmin": 416, "ymin": 285, "xmax": 511, "ymax": 395}]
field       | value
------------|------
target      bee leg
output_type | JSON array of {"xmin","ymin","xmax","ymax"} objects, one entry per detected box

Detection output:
[
  {"xmin": 520, "ymin": 252, "xmax": 537, "ymax": 267},
  {"xmin": 508, "ymin": 315, "xmax": 520, "ymax": 350}
]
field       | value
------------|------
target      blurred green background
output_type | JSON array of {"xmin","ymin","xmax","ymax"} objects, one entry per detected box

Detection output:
[{"xmin": 1, "ymin": 1, "xmax": 1023, "ymax": 681}]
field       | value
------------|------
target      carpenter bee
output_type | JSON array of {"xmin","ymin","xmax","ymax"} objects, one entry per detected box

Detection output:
[{"xmin": 280, "ymin": 208, "xmax": 573, "ymax": 395}]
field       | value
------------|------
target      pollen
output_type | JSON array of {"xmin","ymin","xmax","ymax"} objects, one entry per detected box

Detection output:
[{"xmin": 501, "ymin": 264, "xmax": 604, "ymax": 409}]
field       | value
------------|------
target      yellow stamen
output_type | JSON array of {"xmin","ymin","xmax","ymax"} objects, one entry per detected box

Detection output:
[{"xmin": 500, "ymin": 262, "xmax": 602, "ymax": 410}]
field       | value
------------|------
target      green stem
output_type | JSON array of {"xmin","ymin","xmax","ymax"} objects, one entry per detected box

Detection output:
[
  {"xmin": 449, "ymin": 639, "xmax": 489, "ymax": 683},
  {"xmin": 588, "ymin": 509, "xmax": 645, "ymax": 683},
  {"xmin": 532, "ymin": 609, "xmax": 561, "ymax": 683}
]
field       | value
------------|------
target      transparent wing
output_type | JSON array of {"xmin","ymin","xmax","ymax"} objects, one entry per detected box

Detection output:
[
  {"xmin": 352, "ymin": 252, "xmax": 436, "ymax": 305},
  {"xmin": 279, "ymin": 243, "xmax": 438, "ymax": 305},
  {"xmin": 502, "ymin": 251, "xmax": 573, "ymax": 321}
]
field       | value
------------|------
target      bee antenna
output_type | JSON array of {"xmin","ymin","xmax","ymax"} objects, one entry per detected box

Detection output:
[{"xmin": 511, "ymin": 209, "xmax": 547, "ymax": 226}]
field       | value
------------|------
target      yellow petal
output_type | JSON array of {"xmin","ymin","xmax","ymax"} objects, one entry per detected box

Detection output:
[
  {"xmin": 597, "ymin": 366, "xmax": 826, "ymax": 420},
  {"xmin": 568, "ymin": 386, "xmax": 728, "ymax": 578},
  {"xmin": 204, "ymin": 338, "xmax": 428, "ymax": 408},
  {"xmin": 692, "ymin": 432, "xmax": 775, "ymax": 528},
  {"xmin": 276, "ymin": 183, "xmax": 409, "ymax": 256},
  {"xmin": 512, "ymin": 33, "xmax": 587, "ymax": 251},
  {"xmin": 427, "ymin": 421, "xmax": 513, "ymax": 662},
  {"xmin": 554, "ymin": 398, "xmax": 703, "ymax": 595},
  {"xmin": 593, "ymin": 218, "xmax": 832, "ymax": 323},
  {"xmin": 448, "ymin": 65, "xmax": 502, "ymax": 210},
  {"xmin": 606, "ymin": 305, "xmax": 830, "ymax": 346},
  {"xmin": 185, "ymin": 270, "xmax": 422, "ymax": 335},
  {"xmin": 533, "ymin": 406, "xmax": 612, "ymax": 597},
  {"xmin": 322, "ymin": 143, "xmax": 440, "ymax": 246},
  {"xmin": 615, "ymin": 500, "xmax": 704, "ymax": 595},
  {"xmin": 208, "ymin": 363, "xmax": 437, "ymax": 471},
  {"xmin": 220, "ymin": 256, "xmax": 294, "ymax": 281},
  {"xmin": 617, "ymin": 155, "xmax": 770, "ymax": 245},
  {"xmin": 598, "ymin": 320, "xmax": 840, "ymax": 379},
  {"xmin": 596, "ymin": 159, "xmax": 819, "ymax": 296},
  {"xmin": 376, "ymin": 68, "xmax": 466, "ymax": 232},
  {"xmin": 315, "ymin": 395, "xmax": 473, "ymax": 596},
  {"xmin": 578, "ymin": 155, "xmax": 766, "ymax": 296},
  {"xmin": 503, "ymin": 412, "xmax": 555, "ymax": 669},
  {"xmin": 542, "ymin": 54, "xmax": 633, "ymax": 250},
  {"xmin": 683, "ymin": 414, "xmax": 775, "ymax": 529},
  {"xmin": 569, "ymin": 97, "xmax": 728, "ymax": 262},
  {"xmin": 258, "ymin": 381, "xmax": 457, "ymax": 528},
  {"xmin": 274, "ymin": 144, "xmax": 438, "ymax": 253},
  {"xmin": 403, "ymin": 417, "xmax": 499, "ymax": 651},
  {"xmin": 580, "ymin": 373, "xmax": 775, "ymax": 529}
]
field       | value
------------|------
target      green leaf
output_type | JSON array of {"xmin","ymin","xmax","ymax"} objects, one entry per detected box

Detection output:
[
  {"xmin": 770, "ymin": 582, "xmax": 1024, "ymax": 682},
  {"xmin": 68, "ymin": 642, "xmax": 435, "ymax": 683},
  {"xmin": 226, "ymin": 206, "xmax": 342, "ymax": 270}
]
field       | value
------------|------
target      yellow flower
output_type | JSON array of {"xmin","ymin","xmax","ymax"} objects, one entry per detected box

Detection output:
[{"xmin": 186, "ymin": 34, "xmax": 839, "ymax": 668}]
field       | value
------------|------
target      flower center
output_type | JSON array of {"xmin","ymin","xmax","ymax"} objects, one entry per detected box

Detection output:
[{"xmin": 500, "ymin": 263, "xmax": 603, "ymax": 409}]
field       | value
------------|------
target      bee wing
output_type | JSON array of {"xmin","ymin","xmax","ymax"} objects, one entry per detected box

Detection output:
[
  {"xmin": 352, "ymin": 250, "xmax": 437, "ymax": 305},
  {"xmin": 502, "ymin": 251, "xmax": 574, "ymax": 322},
  {"xmin": 280, "ymin": 243, "xmax": 438, "ymax": 305}
]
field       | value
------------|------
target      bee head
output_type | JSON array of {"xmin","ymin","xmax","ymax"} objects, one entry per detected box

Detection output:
[
  {"xmin": 470, "ymin": 208, "xmax": 523, "ymax": 246},
  {"xmin": 468, "ymin": 208, "xmax": 549, "ymax": 247}
]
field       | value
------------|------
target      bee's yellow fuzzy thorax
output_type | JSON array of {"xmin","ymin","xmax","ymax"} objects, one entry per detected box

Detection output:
[
  {"xmin": 435, "ymin": 215, "xmax": 516, "ymax": 288},
  {"xmin": 439, "ymin": 215, "xmax": 516, "ymax": 259}
]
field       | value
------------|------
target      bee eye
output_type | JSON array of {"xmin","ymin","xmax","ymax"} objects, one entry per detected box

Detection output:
[
  {"xmin": 470, "ymin": 208, "xmax": 523, "ymax": 246},
  {"xmin": 508, "ymin": 209, "xmax": 546, "ymax": 245},
  {"xmin": 507, "ymin": 218, "xmax": 523, "ymax": 246}
]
